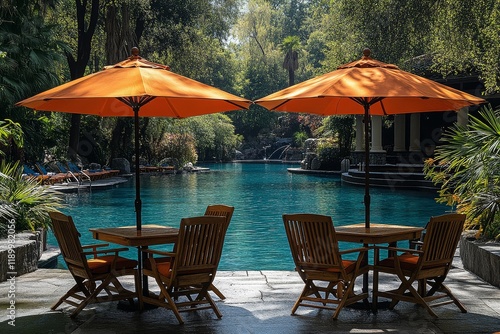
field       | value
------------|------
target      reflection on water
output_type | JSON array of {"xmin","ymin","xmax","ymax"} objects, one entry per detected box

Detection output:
[{"xmin": 54, "ymin": 162, "xmax": 447, "ymax": 270}]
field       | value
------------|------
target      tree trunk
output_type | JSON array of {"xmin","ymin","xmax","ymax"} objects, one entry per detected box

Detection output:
[
  {"xmin": 66, "ymin": 0, "xmax": 100, "ymax": 161},
  {"xmin": 106, "ymin": 3, "xmax": 142, "ymax": 164}
]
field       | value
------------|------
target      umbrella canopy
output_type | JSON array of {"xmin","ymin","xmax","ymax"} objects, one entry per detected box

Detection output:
[
  {"xmin": 255, "ymin": 49, "xmax": 486, "ymax": 227},
  {"xmin": 17, "ymin": 47, "xmax": 251, "ymax": 230}
]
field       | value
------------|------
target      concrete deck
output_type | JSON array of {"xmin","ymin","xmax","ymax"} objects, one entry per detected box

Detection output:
[
  {"xmin": 49, "ymin": 176, "xmax": 130, "ymax": 193},
  {"xmin": 1, "ymin": 254, "xmax": 499, "ymax": 333}
]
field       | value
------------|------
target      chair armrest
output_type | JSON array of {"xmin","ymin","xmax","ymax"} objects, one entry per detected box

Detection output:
[
  {"xmin": 142, "ymin": 249, "xmax": 175, "ymax": 258},
  {"xmin": 82, "ymin": 247, "xmax": 129, "ymax": 256},
  {"xmin": 375, "ymin": 245, "xmax": 423, "ymax": 255},
  {"xmin": 339, "ymin": 247, "xmax": 369, "ymax": 256},
  {"xmin": 82, "ymin": 243, "xmax": 110, "ymax": 250}
]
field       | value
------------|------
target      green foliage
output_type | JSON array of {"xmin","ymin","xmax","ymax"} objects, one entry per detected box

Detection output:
[
  {"xmin": 152, "ymin": 132, "xmax": 198, "ymax": 169},
  {"xmin": 0, "ymin": 119, "xmax": 24, "ymax": 160},
  {"xmin": 316, "ymin": 116, "xmax": 354, "ymax": 157},
  {"xmin": 293, "ymin": 131, "xmax": 308, "ymax": 148},
  {"xmin": 0, "ymin": 161, "xmax": 64, "ymax": 237},
  {"xmin": 182, "ymin": 114, "xmax": 241, "ymax": 162},
  {"xmin": 424, "ymin": 105, "xmax": 500, "ymax": 240},
  {"xmin": 1, "ymin": 1, "xmax": 67, "ymax": 162},
  {"xmin": 316, "ymin": 138, "xmax": 341, "ymax": 171}
]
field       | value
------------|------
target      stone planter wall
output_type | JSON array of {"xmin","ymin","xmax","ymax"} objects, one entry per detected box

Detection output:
[
  {"xmin": 460, "ymin": 233, "xmax": 500, "ymax": 288},
  {"xmin": 0, "ymin": 230, "xmax": 45, "ymax": 282}
]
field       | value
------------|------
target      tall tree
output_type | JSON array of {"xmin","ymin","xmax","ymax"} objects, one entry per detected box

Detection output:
[
  {"xmin": 105, "ymin": 1, "xmax": 143, "ymax": 164},
  {"xmin": 280, "ymin": 35, "xmax": 300, "ymax": 86},
  {"xmin": 0, "ymin": 1, "xmax": 63, "ymax": 162},
  {"xmin": 65, "ymin": 0, "xmax": 99, "ymax": 161}
]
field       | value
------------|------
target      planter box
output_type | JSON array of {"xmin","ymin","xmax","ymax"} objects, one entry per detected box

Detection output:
[{"xmin": 460, "ymin": 232, "xmax": 500, "ymax": 288}]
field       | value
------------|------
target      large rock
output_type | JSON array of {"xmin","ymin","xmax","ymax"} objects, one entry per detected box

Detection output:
[
  {"xmin": 460, "ymin": 233, "xmax": 500, "ymax": 288},
  {"xmin": 111, "ymin": 158, "xmax": 130, "ymax": 174},
  {"xmin": 0, "ymin": 231, "xmax": 43, "ymax": 282}
]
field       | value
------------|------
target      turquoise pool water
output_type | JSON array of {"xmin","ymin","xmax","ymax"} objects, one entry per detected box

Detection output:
[{"xmin": 52, "ymin": 162, "xmax": 447, "ymax": 270}]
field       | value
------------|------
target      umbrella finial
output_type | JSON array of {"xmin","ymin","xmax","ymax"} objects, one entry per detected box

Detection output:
[
  {"xmin": 362, "ymin": 48, "xmax": 371, "ymax": 59},
  {"xmin": 130, "ymin": 47, "xmax": 141, "ymax": 60}
]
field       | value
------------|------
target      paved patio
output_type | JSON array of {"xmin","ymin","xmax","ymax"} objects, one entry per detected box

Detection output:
[{"xmin": 1, "ymin": 254, "xmax": 499, "ymax": 334}]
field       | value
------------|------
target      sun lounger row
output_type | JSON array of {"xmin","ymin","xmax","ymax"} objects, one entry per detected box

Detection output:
[{"xmin": 23, "ymin": 162, "xmax": 121, "ymax": 185}]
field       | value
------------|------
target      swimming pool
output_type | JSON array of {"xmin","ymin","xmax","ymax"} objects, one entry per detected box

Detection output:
[{"xmin": 53, "ymin": 162, "xmax": 447, "ymax": 270}]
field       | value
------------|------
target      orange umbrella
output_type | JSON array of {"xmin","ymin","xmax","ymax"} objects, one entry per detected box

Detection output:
[
  {"xmin": 255, "ymin": 49, "xmax": 486, "ymax": 227},
  {"xmin": 17, "ymin": 48, "xmax": 251, "ymax": 231}
]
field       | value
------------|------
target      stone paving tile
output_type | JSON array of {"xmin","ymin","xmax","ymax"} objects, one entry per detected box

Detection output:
[{"xmin": 0, "ymin": 264, "xmax": 499, "ymax": 334}]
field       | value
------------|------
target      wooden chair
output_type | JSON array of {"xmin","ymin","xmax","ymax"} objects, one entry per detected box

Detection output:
[
  {"xmin": 204, "ymin": 204, "xmax": 234, "ymax": 300},
  {"xmin": 282, "ymin": 213, "xmax": 369, "ymax": 319},
  {"xmin": 49, "ymin": 212, "xmax": 142, "ymax": 317},
  {"xmin": 372, "ymin": 213, "xmax": 467, "ymax": 317},
  {"xmin": 141, "ymin": 216, "xmax": 228, "ymax": 324}
]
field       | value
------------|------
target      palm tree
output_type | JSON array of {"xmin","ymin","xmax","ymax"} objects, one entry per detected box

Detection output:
[
  {"xmin": 424, "ymin": 105, "xmax": 500, "ymax": 240},
  {"xmin": 280, "ymin": 35, "xmax": 301, "ymax": 86},
  {"xmin": 0, "ymin": 161, "xmax": 64, "ymax": 237}
]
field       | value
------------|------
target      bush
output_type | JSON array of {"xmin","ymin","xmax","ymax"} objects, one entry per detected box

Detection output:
[
  {"xmin": 424, "ymin": 105, "xmax": 500, "ymax": 240},
  {"xmin": 0, "ymin": 161, "xmax": 64, "ymax": 237},
  {"xmin": 316, "ymin": 138, "xmax": 342, "ymax": 170}
]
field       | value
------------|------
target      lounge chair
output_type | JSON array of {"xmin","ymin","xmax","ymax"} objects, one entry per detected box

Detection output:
[
  {"xmin": 141, "ymin": 216, "xmax": 227, "ymax": 324},
  {"xmin": 34, "ymin": 162, "xmax": 70, "ymax": 184},
  {"xmin": 55, "ymin": 161, "xmax": 86, "ymax": 183},
  {"xmin": 66, "ymin": 161, "xmax": 104, "ymax": 181},
  {"xmin": 282, "ymin": 213, "xmax": 369, "ymax": 319},
  {"xmin": 49, "ymin": 212, "xmax": 142, "ymax": 317},
  {"xmin": 23, "ymin": 164, "xmax": 50, "ymax": 184},
  {"xmin": 372, "ymin": 213, "xmax": 467, "ymax": 317}
]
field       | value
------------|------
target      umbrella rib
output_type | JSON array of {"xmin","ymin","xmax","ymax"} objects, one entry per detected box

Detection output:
[{"xmin": 117, "ymin": 96, "xmax": 156, "ymax": 109}]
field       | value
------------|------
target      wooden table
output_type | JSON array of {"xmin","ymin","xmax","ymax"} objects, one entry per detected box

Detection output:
[
  {"xmin": 90, "ymin": 225, "xmax": 179, "ymax": 247},
  {"xmin": 90, "ymin": 225, "xmax": 179, "ymax": 295},
  {"xmin": 335, "ymin": 223, "xmax": 423, "ymax": 245},
  {"xmin": 335, "ymin": 223, "xmax": 424, "ymax": 301}
]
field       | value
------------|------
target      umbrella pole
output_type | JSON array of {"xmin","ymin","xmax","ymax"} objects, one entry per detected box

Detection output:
[
  {"xmin": 134, "ymin": 106, "xmax": 142, "ymax": 231},
  {"xmin": 364, "ymin": 104, "xmax": 370, "ymax": 228}
]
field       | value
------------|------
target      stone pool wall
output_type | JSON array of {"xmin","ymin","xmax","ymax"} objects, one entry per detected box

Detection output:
[
  {"xmin": 460, "ymin": 233, "xmax": 500, "ymax": 288},
  {"xmin": 0, "ymin": 230, "xmax": 46, "ymax": 282}
]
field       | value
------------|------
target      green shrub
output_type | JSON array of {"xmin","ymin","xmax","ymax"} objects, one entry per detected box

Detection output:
[
  {"xmin": 424, "ymin": 105, "xmax": 500, "ymax": 240},
  {"xmin": 317, "ymin": 138, "xmax": 342, "ymax": 170},
  {"xmin": 0, "ymin": 161, "xmax": 64, "ymax": 237}
]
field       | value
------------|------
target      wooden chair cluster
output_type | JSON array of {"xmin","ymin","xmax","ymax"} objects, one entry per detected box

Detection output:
[
  {"xmin": 50, "ymin": 208, "xmax": 466, "ymax": 322},
  {"xmin": 282, "ymin": 213, "xmax": 467, "ymax": 319},
  {"xmin": 49, "ymin": 204, "xmax": 233, "ymax": 325}
]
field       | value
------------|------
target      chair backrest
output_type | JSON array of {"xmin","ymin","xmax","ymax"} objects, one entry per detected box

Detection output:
[
  {"xmin": 35, "ymin": 162, "xmax": 49, "ymax": 175},
  {"xmin": 420, "ymin": 213, "xmax": 466, "ymax": 268},
  {"xmin": 170, "ymin": 216, "xmax": 227, "ymax": 284},
  {"xmin": 67, "ymin": 162, "xmax": 81, "ymax": 173},
  {"xmin": 23, "ymin": 165, "xmax": 37, "ymax": 175},
  {"xmin": 56, "ymin": 161, "xmax": 69, "ymax": 173},
  {"xmin": 49, "ymin": 212, "xmax": 90, "ymax": 278},
  {"xmin": 283, "ymin": 213, "xmax": 344, "ymax": 273},
  {"xmin": 204, "ymin": 204, "xmax": 234, "ymax": 229}
]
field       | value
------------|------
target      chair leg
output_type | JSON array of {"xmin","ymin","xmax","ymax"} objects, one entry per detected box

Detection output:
[
  {"xmin": 291, "ymin": 283, "xmax": 311, "ymax": 315},
  {"xmin": 209, "ymin": 283, "xmax": 226, "ymax": 300},
  {"xmin": 203, "ymin": 287, "xmax": 223, "ymax": 319},
  {"xmin": 153, "ymin": 276, "xmax": 185, "ymax": 324},
  {"xmin": 51, "ymin": 283, "xmax": 82, "ymax": 311},
  {"xmin": 372, "ymin": 269, "xmax": 379, "ymax": 313},
  {"xmin": 427, "ymin": 279, "xmax": 467, "ymax": 314},
  {"xmin": 70, "ymin": 275, "xmax": 113, "ymax": 318}
]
